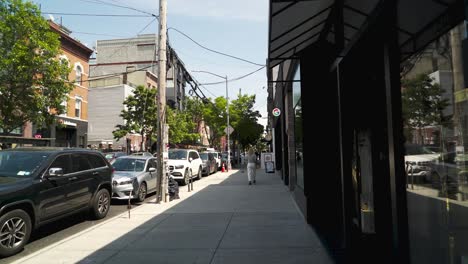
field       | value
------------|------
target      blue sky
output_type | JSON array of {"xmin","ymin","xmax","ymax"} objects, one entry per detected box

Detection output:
[{"xmin": 33, "ymin": 0, "xmax": 269, "ymax": 128}]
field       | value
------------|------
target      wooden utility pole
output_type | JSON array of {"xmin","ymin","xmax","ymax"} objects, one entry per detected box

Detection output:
[{"xmin": 156, "ymin": 0, "xmax": 168, "ymax": 203}]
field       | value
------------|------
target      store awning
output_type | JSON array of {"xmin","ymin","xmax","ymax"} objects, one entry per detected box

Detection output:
[{"xmin": 268, "ymin": 0, "xmax": 464, "ymax": 69}]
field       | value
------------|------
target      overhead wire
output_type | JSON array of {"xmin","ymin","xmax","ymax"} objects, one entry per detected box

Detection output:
[
  {"xmin": 168, "ymin": 27, "xmax": 265, "ymax": 67},
  {"xmin": 91, "ymin": 17, "xmax": 157, "ymax": 71},
  {"xmin": 199, "ymin": 66, "xmax": 266, "ymax": 86},
  {"xmin": 78, "ymin": 0, "xmax": 158, "ymax": 17},
  {"xmin": 42, "ymin": 12, "xmax": 152, "ymax": 17}
]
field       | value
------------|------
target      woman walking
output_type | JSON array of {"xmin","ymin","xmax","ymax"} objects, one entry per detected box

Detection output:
[{"xmin": 247, "ymin": 148, "xmax": 257, "ymax": 185}]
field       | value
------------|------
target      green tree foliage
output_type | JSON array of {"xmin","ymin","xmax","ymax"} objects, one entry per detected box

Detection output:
[
  {"xmin": 202, "ymin": 97, "xmax": 229, "ymax": 148},
  {"xmin": 230, "ymin": 94, "xmax": 263, "ymax": 149},
  {"xmin": 402, "ymin": 73, "xmax": 450, "ymax": 144},
  {"xmin": 167, "ymin": 107, "xmax": 199, "ymax": 144},
  {"xmin": 113, "ymin": 85, "xmax": 157, "ymax": 150},
  {"xmin": 0, "ymin": 0, "xmax": 72, "ymax": 133}
]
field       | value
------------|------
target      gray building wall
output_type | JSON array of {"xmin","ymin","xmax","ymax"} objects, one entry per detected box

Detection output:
[
  {"xmin": 88, "ymin": 84, "xmax": 133, "ymax": 147},
  {"xmin": 90, "ymin": 34, "xmax": 185, "ymax": 110}
]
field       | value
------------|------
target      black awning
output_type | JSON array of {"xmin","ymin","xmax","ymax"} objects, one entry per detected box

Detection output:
[{"xmin": 268, "ymin": 0, "xmax": 464, "ymax": 69}]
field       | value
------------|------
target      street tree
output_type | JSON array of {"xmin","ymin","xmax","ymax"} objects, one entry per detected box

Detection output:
[
  {"xmin": 230, "ymin": 94, "xmax": 263, "ymax": 150},
  {"xmin": 0, "ymin": 0, "xmax": 72, "ymax": 134},
  {"xmin": 113, "ymin": 85, "xmax": 158, "ymax": 151},
  {"xmin": 203, "ymin": 97, "xmax": 229, "ymax": 148},
  {"xmin": 402, "ymin": 73, "xmax": 450, "ymax": 144},
  {"xmin": 166, "ymin": 107, "xmax": 199, "ymax": 144}
]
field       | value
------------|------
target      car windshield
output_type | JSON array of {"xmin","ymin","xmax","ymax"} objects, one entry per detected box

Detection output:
[
  {"xmin": 200, "ymin": 153, "xmax": 208, "ymax": 160},
  {"xmin": 112, "ymin": 158, "xmax": 146, "ymax": 172},
  {"xmin": 0, "ymin": 151, "xmax": 51, "ymax": 177},
  {"xmin": 405, "ymin": 144, "xmax": 436, "ymax": 155},
  {"xmin": 169, "ymin": 150, "xmax": 187, "ymax": 160}
]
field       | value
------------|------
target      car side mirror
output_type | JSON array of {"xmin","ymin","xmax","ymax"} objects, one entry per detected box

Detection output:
[
  {"xmin": 189, "ymin": 157, "xmax": 193, "ymax": 162},
  {"xmin": 48, "ymin": 168, "xmax": 64, "ymax": 178},
  {"xmin": 148, "ymin": 167, "xmax": 156, "ymax": 173}
]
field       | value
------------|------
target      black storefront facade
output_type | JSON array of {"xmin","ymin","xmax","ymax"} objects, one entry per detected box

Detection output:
[
  {"xmin": 36, "ymin": 117, "xmax": 88, "ymax": 148},
  {"xmin": 268, "ymin": 0, "xmax": 468, "ymax": 263}
]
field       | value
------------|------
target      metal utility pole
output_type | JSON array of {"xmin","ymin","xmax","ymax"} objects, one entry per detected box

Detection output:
[
  {"xmin": 156, "ymin": 0, "xmax": 168, "ymax": 203},
  {"xmin": 191, "ymin": 71, "xmax": 231, "ymax": 170},
  {"xmin": 226, "ymin": 76, "xmax": 231, "ymax": 171}
]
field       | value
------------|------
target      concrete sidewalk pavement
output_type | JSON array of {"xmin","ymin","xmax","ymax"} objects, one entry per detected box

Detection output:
[{"xmin": 11, "ymin": 169, "xmax": 342, "ymax": 264}]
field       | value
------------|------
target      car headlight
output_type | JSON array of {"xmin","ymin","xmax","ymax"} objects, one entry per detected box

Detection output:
[
  {"xmin": 175, "ymin": 165, "xmax": 184, "ymax": 169},
  {"xmin": 118, "ymin": 178, "xmax": 134, "ymax": 185}
]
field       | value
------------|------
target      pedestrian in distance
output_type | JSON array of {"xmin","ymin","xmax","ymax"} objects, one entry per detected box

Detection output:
[{"xmin": 247, "ymin": 148, "xmax": 257, "ymax": 185}]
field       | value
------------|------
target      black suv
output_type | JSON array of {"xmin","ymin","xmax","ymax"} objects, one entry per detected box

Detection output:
[{"xmin": 0, "ymin": 148, "xmax": 113, "ymax": 257}]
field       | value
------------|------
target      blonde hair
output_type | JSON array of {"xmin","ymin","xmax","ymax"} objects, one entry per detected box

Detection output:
[{"xmin": 248, "ymin": 148, "xmax": 254, "ymax": 155}]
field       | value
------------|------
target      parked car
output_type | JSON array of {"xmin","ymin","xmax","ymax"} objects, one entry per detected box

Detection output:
[
  {"xmin": 0, "ymin": 147, "xmax": 113, "ymax": 257},
  {"xmin": 104, "ymin": 152, "xmax": 127, "ymax": 163},
  {"xmin": 221, "ymin": 151, "xmax": 233, "ymax": 168},
  {"xmin": 130, "ymin": 152, "xmax": 153, "ymax": 157},
  {"xmin": 167, "ymin": 149, "xmax": 203, "ymax": 185},
  {"xmin": 111, "ymin": 156, "xmax": 158, "ymax": 202},
  {"xmin": 428, "ymin": 152, "xmax": 468, "ymax": 199},
  {"xmin": 200, "ymin": 152, "xmax": 217, "ymax": 176},
  {"xmin": 404, "ymin": 143, "xmax": 440, "ymax": 183},
  {"xmin": 209, "ymin": 151, "xmax": 221, "ymax": 170}
]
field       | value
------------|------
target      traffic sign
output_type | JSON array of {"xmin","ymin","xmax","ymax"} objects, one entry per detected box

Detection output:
[
  {"xmin": 224, "ymin": 125, "xmax": 234, "ymax": 135},
  {"xmin": 272, "ymin": 108, "xmax": 281, "ymax": 117}
]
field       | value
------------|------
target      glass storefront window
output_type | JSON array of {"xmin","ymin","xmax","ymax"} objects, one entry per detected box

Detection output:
[
  {"xmin": 293, "ymin": 65, "xmax": 304, "ymax": 189},
  {"xmin": 402, "ymin": 22, "xmax": 468, "ymax": 263}
]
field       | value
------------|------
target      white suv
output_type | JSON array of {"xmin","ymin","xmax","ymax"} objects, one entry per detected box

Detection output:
[{"xmin": 167, "ymin": 149, "xmax": 203, "ymax": 185}]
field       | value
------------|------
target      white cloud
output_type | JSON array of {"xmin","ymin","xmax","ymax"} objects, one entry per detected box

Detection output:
[{"xmin": 124, "ymin": 0, "xmax": 268, "ymax": 22}]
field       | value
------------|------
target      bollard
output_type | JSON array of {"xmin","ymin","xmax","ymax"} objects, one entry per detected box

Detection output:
[
  {"xmin": 191, "ymin": 176, "xmax": 194, "ymax": 191},
  {"xmin": 188, "ymin": 176, "xmax": 191, "ymax": 192},
  {"xmin": 405, "ymin": 162, "xmax": 409, "ymax": 189},
  {"xmin": 411, "ymin": 165, "xmax": 414, "ymax": 190},
  {"xmin": 127, "ymin": 190, "xmax": 132, "ymax": 219}
]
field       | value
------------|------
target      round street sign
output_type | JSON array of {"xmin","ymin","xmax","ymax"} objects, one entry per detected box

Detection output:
[{"xmin": 272, "ymin": 108, "xmax": 281, "ymax": 117}]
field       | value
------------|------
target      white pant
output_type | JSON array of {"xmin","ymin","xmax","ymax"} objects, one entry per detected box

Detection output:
[{"xmin": 247, "ymin": 163, "xmax": 256, "ymax": 182}]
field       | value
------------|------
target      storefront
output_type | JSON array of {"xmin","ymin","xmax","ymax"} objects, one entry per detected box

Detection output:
[{"xmin": 268, "ymin": 0, "xmax": 467, "ymax": 262}]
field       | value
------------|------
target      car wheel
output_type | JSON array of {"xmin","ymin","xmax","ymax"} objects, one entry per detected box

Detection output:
[
  {"xmin": 180, "ymin": 169, "xmax": 189, "ymax": 186},
  {"xmin": 136, "ymin": 182, "xmax": 147, "ymax": 202},
  {"xmin": 0, "ymin": 209, "xmax": 32, "ymax": 257},
  {"xmin": 198, "ymin": 166, "xmax": 202, "ymax": 179},
  {"xmin": 91, "ymin": 188, "xmax": 111, "ymax": 220}
]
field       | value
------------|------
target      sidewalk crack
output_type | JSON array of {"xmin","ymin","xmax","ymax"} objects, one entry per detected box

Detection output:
[{"xmin": 208, "ymin": 212, "xmax": 235, "ymax": 264}]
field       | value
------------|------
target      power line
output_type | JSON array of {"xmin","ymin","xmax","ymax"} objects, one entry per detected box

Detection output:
[
  {"xmin": 92, "ymin": 17, "xmax": 157, "ymax": 70},
  {"xmin": 78, "ymin": 0, "xmax": 158, "ymax": 17},
  {"xmin": 168, "ymin": 27, "xmax": 265, "ymax": 67},
  {"xmin": 72, "ymin": 31, "xmax": 127, "ymax": 38},
  {"xmin": 199, "ymin": 66, "xmax": 266, "ymax": 85},
  {"xmin": 76, "ymin": 65, "xmax": 154, "ymax": 84},
  {"xmin": 42, "ymin": 12, "xmax": 152, "ymax": 17}
]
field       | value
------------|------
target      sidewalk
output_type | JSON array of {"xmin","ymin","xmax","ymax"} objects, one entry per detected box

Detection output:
[{"xmin": 12, "ymin": 169, "xmax": 341, "ymax": 264}]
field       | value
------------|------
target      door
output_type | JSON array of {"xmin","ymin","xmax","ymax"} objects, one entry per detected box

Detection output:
[
  {"xmin": 146, "ymin": 159, "xmax": 158, "ymax": 191},
  {"xmin": 189, "ymin": 151, "xmax": 200, "ymax": 176},
  {"xmin": 38, "ymin": 154, "xmax": 72, "ymax": 221},
  {"xmin": 67, "ymin": 154, "xmax": 95, "ymax": 210}
]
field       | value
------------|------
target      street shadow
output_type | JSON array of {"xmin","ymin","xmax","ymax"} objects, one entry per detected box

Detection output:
[{"xmin": 24, "ymin": 169, "xmax": 344, "ymax": 264}]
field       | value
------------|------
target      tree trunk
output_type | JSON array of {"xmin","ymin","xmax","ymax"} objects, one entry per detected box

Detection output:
[{"xmin": 140, "ymin": 130, "xmax": 145, "ymax": 152}]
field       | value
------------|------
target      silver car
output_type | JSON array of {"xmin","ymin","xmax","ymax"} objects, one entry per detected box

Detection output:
[{"xmin": 111, "ymin": 156, "xmax": 158, "ymax": 202}]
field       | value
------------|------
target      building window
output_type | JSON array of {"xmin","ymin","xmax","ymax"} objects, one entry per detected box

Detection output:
[
  {"xmin": 75, "ymin": 98, "xmax": 82, "ymax": 118},
  {"xmin": 60, "ymin": 97, "xmax": 68, "ymax": 116},
  {"xmin": 76, "ymin": 65, "xmax": 82, "ymax": 85}
]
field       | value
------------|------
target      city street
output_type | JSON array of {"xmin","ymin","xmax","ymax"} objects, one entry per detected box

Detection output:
[{"xmin": 0, "ymin": 194, "xmax": 156, "ymax": 263}]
